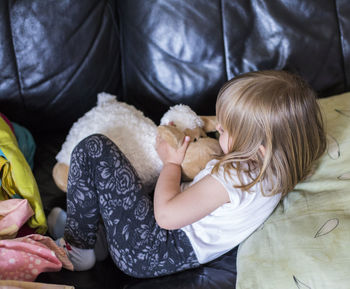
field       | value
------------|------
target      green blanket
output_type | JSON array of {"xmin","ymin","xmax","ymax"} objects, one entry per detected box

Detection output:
[{"xmin": 236, "ymin": 92, "xmax": 350, "ymax": 289}]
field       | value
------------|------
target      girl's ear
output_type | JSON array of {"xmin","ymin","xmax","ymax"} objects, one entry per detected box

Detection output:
[{"xmin": 259, "ymin": 145, "xmax": 266, "ymax": 157}]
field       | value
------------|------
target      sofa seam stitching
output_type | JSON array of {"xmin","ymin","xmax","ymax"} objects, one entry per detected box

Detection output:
[
  {"xmin": 7, "ymin": 0, "xmax": 25, "ymax": 107},
  {"xmin": 220, "ymin": 0, "xmax": 230, "ymax": 81},
  {"xmin": 333, "ymin": 0, "xmax": 348, "ymax": 90},
  {"xmin": 106, "ymin": 0, "xmax": 122, "ymax": 97},
  {"xmin": 114, "ymin": 2, "xmax": 127, "ymax": 102}
]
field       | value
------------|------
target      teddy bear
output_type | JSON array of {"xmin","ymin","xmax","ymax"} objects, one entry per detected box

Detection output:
[{"xmin": 52, "ymin": 92, "xmax": 221, "ymax": 193}]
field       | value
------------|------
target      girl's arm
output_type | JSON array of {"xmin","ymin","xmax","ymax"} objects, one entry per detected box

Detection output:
[{"xmin": 154, "ymin": 135, "xmax": 229, "ymax": 230}]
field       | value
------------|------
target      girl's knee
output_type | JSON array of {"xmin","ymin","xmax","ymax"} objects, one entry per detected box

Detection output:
[
  {"xmin": 73, "ymin": 134, "xmax": 111, "ymax": 154},
  {"xmin": 72, "ymin": 134, "xmax": 125, "ymax": 163},
  {"xmin": 79, "ymin": 134, "xmax": 109, "ymax": 146}
]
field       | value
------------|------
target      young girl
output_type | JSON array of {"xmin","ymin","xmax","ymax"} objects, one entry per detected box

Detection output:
[{"xmin": 48, "ymin": 70, "xmax": 326, "ymax": 277}]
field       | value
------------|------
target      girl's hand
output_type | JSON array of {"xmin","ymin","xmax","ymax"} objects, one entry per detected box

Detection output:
[{"xmin": 156, "ymin": 134, "xmax": 191, "ymax": 166}]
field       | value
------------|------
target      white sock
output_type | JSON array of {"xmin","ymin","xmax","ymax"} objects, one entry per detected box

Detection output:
[
  {"xmin": 47, "ymin": 207, "xmax": 67, "ymax": 239},
  {"xmin": 56, "ymin": 238, "xmax": 96, "ymax": 271},
  {"xmin": 48, "ymin": 207, "xmax": 109, "ymax": 262}
]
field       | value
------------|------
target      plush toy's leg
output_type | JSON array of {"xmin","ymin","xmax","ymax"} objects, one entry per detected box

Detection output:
[{"xmin": 52, "ymin": 162, "xmax": 69, "ymax": 192}]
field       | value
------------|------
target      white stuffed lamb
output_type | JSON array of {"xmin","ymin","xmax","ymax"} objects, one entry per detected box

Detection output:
[{"xmin": 55, "ymin": 92, "xmax": 204, "ymax": 192}]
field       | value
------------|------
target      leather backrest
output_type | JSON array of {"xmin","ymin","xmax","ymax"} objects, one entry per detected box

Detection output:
[
  {"xmin": 1, "ymin": 0, "xmax": 350, "ymax": 131},
  {"xmin": 0, "ymin": 0, "xmax": 120, "ymax": 132},
  {"xmin": 118, "ymin": 0, "xmax": 350, "ymax": 123}
]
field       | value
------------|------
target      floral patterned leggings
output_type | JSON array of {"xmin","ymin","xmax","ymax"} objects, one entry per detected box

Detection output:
[{"xmin": 64, "ymin": 134, "xmax": 200, "ymax": 278}]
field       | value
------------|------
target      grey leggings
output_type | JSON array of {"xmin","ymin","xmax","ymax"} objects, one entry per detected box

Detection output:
[{"xmin": 64, "ymin": 134, "xmax": 200, "ymax": 278}]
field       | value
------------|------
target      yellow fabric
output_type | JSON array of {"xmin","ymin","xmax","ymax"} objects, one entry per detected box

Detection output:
[
  {"xmin": 0, "ymin": 157, "xmax": 21, "ymax": 198},
  {"xmin": 0, "ymin": 117, "xmax": 47, "ymax": 234}
]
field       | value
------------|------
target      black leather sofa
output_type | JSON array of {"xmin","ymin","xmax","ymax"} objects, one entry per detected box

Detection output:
[{"xmin": 1, "ymin": 1, "xmax": 349, "ymax": 288}]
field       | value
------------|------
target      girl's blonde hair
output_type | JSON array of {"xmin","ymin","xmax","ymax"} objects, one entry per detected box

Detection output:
[{"xmin": 213, "ymin": 70, "xmax": 326, "ymax": 197}]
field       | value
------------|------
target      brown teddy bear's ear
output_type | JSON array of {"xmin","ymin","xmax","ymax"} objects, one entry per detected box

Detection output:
[
  {"xmin": 182, "ymin": 138, "xmax": 222, "ymax": 181},
  {"xmin": 183, "ymin": 126, "xmax": 206, "ymax": 141},
  {"xmin": 157, "ymin": 125, "xmax": 185, "ymax": 149},
  {"xmin": 200, "ymin": 116, "xmax": 217, "ymax": 132}
]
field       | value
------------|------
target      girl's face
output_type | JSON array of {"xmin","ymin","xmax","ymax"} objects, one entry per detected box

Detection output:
[{"xmin": 216, "ymin": 123, "xmax": 231, "ymax": 154}]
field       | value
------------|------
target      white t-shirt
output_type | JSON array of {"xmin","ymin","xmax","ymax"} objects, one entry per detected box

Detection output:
[{"xmin": 180, "ymin": 159, "xmax": 281, "ymax": 264}]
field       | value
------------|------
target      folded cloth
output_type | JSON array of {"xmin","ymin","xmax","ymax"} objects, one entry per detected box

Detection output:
[
  {"xmin": 12, "ymin": 122, "xmax": 36, "ymax": 170},
  {"xmin": 0, "ymin": 199, "xmax": 34, "ymax": 239},
  {"xmin": 0, "ymin": 280, "xmax": 74, "ymax": 289},
  {"xmin": 0, "ymin": 234, "xmax": 73, "ymax": 281},
  {"xmin": 0, "ymin": 116, "xmax": 47, "ymax": 234}
]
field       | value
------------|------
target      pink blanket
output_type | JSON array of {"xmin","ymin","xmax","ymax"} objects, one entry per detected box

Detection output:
[
  {"xmin": 0, "ymin": 234, "xmax": 74, "ymax": 281},
  {"xmin": 0, "ymin": 199, "xmax": 73, "ymax": 281},
  {"xmin": 0, "ymin": 199, "xmax": 34, "ymax": 240}
]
